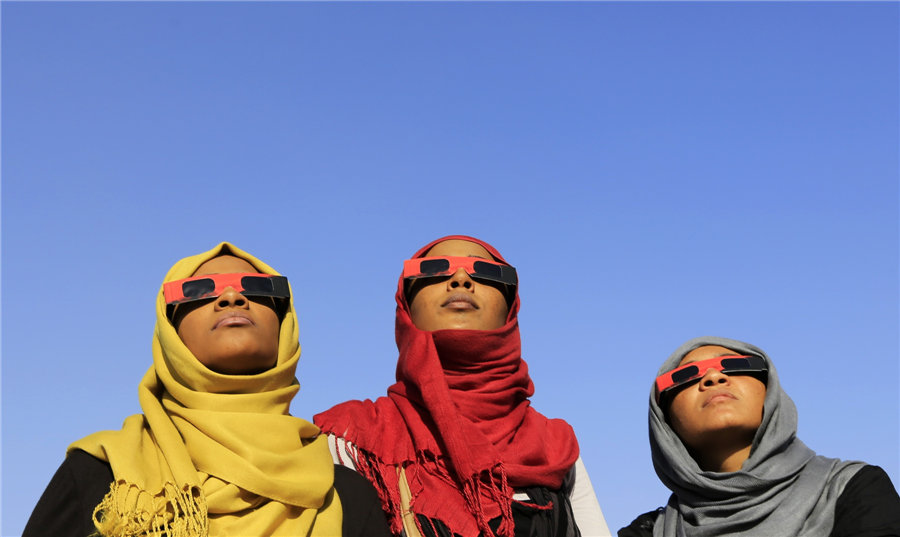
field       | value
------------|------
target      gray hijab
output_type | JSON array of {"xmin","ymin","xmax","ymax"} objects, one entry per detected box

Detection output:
[{"xmin": 649, "ymin": 336, "xmax": 864, "ymax": 537}]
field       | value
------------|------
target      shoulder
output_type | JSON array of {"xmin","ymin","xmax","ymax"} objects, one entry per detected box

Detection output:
[
  {"xmin": 39, "ymin": 449, "xmax": 113, "ymax": 499},
  {"xmin": 61, "ymin": 449, "xmax": 114, "ymax": 483},
  {"xmin": 318, "ymin": 398, "xmax": 380, "ymax": 417},
  {"xmin": 333, "ymin": 464, "xmax": 392, "ymax": 537},
  {"xmin": 525, "ymin": 407, "xmax": 577, "ymax": 438},
  {"xmin": 617, "ymin": 508, "xmax": 663, "ymax": 537},
  {"xmin": 831, "ymin": 465, "xmax": 900, "ymax": 537},
  {"xmin": 841, "ymin": 465, "xmax": 898, "ymax": 491},
  {"xmin": 23, "ymin": 450, "xmax": 113, "ymax": 537},
  {"xmin": 315, "ymin": 397, "xmax": 410, "ymax": 459},
  {"xmin": 314, "ymin": 398, "xmax": 393, "ymax": 434},
  {"xmin": 333, "ymin": 463, "xmax": 379, "ymax": 502},
  {"xmin": 568, "ymin": 457, "xmax": 613, "ymax": 536}
]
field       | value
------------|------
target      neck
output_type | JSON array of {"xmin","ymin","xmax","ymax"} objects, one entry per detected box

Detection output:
[{"xmin": 695, "ymin": 443, "xmax": 753, "ymax": 472}]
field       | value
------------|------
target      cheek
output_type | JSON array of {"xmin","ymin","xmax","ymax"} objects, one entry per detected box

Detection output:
[
  {"xmin": 490, "ymin": 300, "xmax": 509, "ymax": 326},
  {"xmin": 175, "ymin": 310, "xmax": 201, "ymax": 343},
  {"xmin": 735, "ymin": 377, "xmax": 767, "ymax": 407},
  {"xmin": 482, "ymin": 288, "xmax": 509, "ymax": 326},
  {"xmin": 408, "ymin": 294, "xmax": 423, "ymax": 317},
  {"xmin": 748, "ymin": 383, "xmax": 767, "ymax": 423},
  {"xmin": 666, "ymin": 393, "xmax": 698, "ymax": 443},
  {"xmin": 408, "ymin": 286, "xmax": 438, "ymax": 327},
  {"xmin": 409, "ymin": 303, "xmax": 433, "ymax": 331},
  {"xmin": 175, "ymin": 316, "xmax": 207, "ymax": 358},
  {"xmin": 667, "ymin": 401, "xmax": 687, "ymax": 433},
  {"xmin": 261, "ymin": 310, "xmax": 281, "ymax": 345}
]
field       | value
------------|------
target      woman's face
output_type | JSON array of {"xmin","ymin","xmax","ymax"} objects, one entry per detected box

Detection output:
[
  {"xmin": 667, "ymin": 345, "xmax": 767, "ymax": 453},
  {"xmin": 408, "ymin": 240, "xmax": 510, "ymax": 332},
  {"xmin": 174, "ymin": 255, "xmax": 281, "ymax": 374}
]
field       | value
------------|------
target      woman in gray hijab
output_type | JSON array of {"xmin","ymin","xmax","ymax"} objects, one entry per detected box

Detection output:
[{"xmin": 619, "ymin": 336, "xmax": 900, "ymax": 537}]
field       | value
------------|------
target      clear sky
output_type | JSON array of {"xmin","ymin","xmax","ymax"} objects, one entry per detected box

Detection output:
[{"xmin": 2, "ymin": 2, "xmax": 897, "ymax": 535}]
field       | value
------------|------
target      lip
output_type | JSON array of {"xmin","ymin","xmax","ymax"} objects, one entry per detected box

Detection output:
[
  {"xmin": 212, "ymin": 312, "xmax": 254, "ymax": 330},
  {"xmin": 703, "ymin": 391, "xmax": 737, "ymax": 407},
  {"xmin": 441, "ymin": 292, "xmax": 478, "ymax": 310}
]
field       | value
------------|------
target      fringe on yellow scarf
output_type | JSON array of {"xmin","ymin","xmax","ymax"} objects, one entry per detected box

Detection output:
[
  {"xmin": 92, "ymin": 480, "xmax": 208, "ymax": 537},
  {"xmin": 74, "ymin": 242, "xmax": 341, "ymax": 537}
]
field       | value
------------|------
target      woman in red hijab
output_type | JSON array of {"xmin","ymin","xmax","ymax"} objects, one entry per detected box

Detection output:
[{"xmin": 315, "ymin": 236, "xmax": 609, "ymax": 537}]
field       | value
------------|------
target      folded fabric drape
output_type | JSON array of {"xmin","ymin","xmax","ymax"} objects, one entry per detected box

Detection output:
[
  {"xmin": 649, "ymin": 336, "xmax": 864, "ymax": 537},
  {"xmin": 316, "ymin": 235, "xmax": 579, "ymax": 537},
  {"xmin": 72, "ymin": 242, "xmax": 342, "ymax": 537}
]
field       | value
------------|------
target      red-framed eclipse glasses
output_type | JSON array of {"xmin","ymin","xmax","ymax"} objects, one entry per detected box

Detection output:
[
  {"xmin": 402, "ymin": 256, "xmax": 518, "ymax": 287},
  {"xmin": 163, "ymin": 273, "xmax": 290, "ymax": 319},
  {"xmin": 655, "ymin": 355, "xmax": 768, "ymax": 404}
]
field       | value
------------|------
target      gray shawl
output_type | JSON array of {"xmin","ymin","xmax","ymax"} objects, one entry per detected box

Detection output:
[{"xmin": 649, "ymin": 336, "xmax": 864, "ymax": 537}]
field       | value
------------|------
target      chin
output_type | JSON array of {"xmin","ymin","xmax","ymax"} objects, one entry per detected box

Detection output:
[
  {"xmin": 203, "ymin": 352, "xmax": 277, "ymax": 375},
  {"xmin": 213, "ymin": 362, "xmax": 275, "ymax": 375}
]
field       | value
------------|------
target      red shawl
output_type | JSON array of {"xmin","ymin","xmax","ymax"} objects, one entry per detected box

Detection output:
[{"xmin": 314, "ymin": 236, "xmax": 579, "ymax": 537}]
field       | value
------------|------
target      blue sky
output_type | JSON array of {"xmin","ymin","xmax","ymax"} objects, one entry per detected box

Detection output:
[{"xmin": 2, "ymin": 2, "xmax": 898, "ymax": 534}]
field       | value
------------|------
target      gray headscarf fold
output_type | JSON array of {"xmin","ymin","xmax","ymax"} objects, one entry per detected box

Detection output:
[{"xmin": 649, "ymin": 336, "xmax": 864, "ymax": 537}]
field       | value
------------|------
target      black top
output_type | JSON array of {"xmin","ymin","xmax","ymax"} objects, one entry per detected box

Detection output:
[
  {"xmin": 23, "ymin": 449, "xmax": 391, "ymax": 537},
  {"xmin": 618, "ymin": 465, "xmax": 900, "ymax": 537},
  {"xmin": 415, "ymin": 483, "xmax": 580, "ymax": 537}
]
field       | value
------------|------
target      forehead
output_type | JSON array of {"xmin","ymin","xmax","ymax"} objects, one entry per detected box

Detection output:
[
  {"xmin": 192, "ymin": 255, "xmax": 258, "ymax": 276},
  {"xmin": 678, "ymin": 345, "xmax": 739, "ymax": 367},
  {"xmin": 424, "ymin": 239, "xmax": 493, "ymax": 259}
]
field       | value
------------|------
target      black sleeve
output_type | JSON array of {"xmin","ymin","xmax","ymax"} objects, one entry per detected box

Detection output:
[
  {"xmin": 618, "ymin": 508, "xmax": 663, "ymax": 537},
  {"xmin": 831, "ymin": 465, "xmax": 900, "ymax": 537},
  {"xmin": 23, "ymin": 450, "xmax": 114, "ymax": 537},
  {"xmin": 333, "ymin": 464, "xmax": 392, "ymax": 537}
]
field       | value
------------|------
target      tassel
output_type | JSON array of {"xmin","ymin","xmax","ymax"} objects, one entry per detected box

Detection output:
[
  {"xmin": 459, "ymin": 464, "xmax": 515, "ymax": 537},
  {"xmin": 352, "ymin": 449, "xmax": 406, "ymax": 536},
  {"xmin": 92, "ymin": 480, "xmax": 208, "ymax": 537}
]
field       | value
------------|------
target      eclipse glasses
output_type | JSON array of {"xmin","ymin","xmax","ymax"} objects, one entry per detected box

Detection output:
[
  {"xmin": 402, "ymin": 256, "xmax": 518, "ymax": 288},
  {"xmin": 163, "ymin": 273, "xmax": 290, "ymax": 319},
  {"xmin": 655, "ymin": 354, "xmax": 767, "ymax": 404}
]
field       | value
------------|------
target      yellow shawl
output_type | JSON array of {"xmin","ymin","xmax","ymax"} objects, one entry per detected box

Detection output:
[{"xmin": 70, "ymin": 242, "xmax": 342, "ymax": 537}]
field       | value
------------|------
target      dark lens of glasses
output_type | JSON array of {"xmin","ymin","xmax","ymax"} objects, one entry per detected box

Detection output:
[
  {"xmin": 720, "ymin": 357, "xmax": 751, "ymax": 370},
  {"xmin": 240, "ymin": 276, "xmax": 275, "ymax": 294},
  {"xmin": 671, "ymin": 365, "xmax": 700, "ymax": 384},
  {"xmin": 472, "ymin": 260, "xmax": 502, "ymax": 280},
  {"xmin": 419, "ymin": 258, "xmax": 451, "ymax": 275},
  {"xmin": 182, "ymin": 278, "xmax": 216, "ymax": 299}
]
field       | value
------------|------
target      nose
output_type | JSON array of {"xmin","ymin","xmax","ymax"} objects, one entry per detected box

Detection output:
[
  {"xmin": 697, "ymin": 367, "xmax": 730, "ymax": 390},
  {"xmin": 446, "ymin": 268, "xmax": 474, "ymax": 291},
  {"xmin": 214, "ymin": 286, "xmax": 249, "ymax": 310}
]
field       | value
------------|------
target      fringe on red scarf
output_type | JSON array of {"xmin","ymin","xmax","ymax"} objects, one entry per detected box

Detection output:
[
  {"xmin": 348, "ymin": 444, "xmax": 518, "ymax": 537},
  {"xmin": 349, "ymin": 446, "xmax": 405, "ymax": 536},
  {"xmin": 459, "ymin": 464, "xmax": 514, "ymax": 537}
]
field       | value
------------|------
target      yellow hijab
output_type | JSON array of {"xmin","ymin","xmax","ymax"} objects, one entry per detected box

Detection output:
[{"xmin": 71, "ymin": 242, "xmax": 342, "ymax": 537}]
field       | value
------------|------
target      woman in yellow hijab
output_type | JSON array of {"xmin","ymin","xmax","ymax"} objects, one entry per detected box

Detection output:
[{"xmin": 24, "ymin": 243, "xmax": 390, "ymax": 537}]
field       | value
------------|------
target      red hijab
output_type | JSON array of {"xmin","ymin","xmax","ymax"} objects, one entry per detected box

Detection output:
[{"xmin": 315, "ymin": 236, "xmax": 579, "ymax": 537}]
